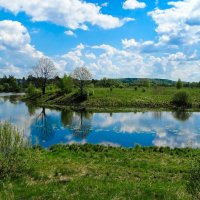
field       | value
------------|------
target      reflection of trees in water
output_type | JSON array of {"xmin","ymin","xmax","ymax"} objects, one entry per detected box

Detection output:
[
  {"xmin": 172, "ymin": 110, "xmax": 192, "ymax": 121},
  {"xmin": 26, "ymin": 102, "xmax": 37, "ymax": 116},
  {"xmin": 33, "ymin": 107, "xmax": 55, "ymax": 143},
  {"xmin": 69, "ymin": 111, "xmax": 92, "ymax": 139},
  {"xmin": 3, "ymin": 96, "xmax": 18, "ymax": 104},
  {"xmin": 153, "ymin": 112, "xmax": 162, "ymax": 120},
  {"xmin": 61, "ymin": 109, "xmax": 73, "ymax": 127}
]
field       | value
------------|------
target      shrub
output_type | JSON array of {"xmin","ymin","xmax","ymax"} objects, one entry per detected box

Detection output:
[
  {"xmin": 134, "ymin": 87, "xmax": 138, "ymax": 91},
  {"xmin": 110, "ymin": 86, "xmax": 113, "ymax": 92},
  {"xmin": 176, "ymin": 78, "xmax": 183, "ymax": 89},
  {"xmin": 0, "ymin": 122, "xmax": 32, "ymax": 179},
  {"xmin": 46, "ymin": 84, "xmax": 59, "ymax": 93},
  {"xmin": 26, "ymin": 83, "xmax": 41, "ymax": 96},
  {"xmin": 172, "ymin": 91, "xmax": 192, "ymax": 107},
  {"xmin": 57, "ymin": 74, "xmax": 74, "ymax": 94}
]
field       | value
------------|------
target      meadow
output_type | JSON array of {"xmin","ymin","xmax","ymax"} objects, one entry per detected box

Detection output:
[
  {"xmin": 26, "ymin": 86, "xmax": 200, "ymax": 110},
  {"xmin": 1, "ymin": 143, "xmax": 200, "ymax": 200}
]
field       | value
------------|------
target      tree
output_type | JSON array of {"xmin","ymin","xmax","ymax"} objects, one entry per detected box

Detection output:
[
  {"xmin": 72, "ymin": 67, "xmax": 92, "ymax": 97},
  {"xmin": 57, "ymin": 74, "xmax": 74, "ymax": 94},
  {"xmin": 144, "ymin": 79, "xmax": 150, "ymax": 88},
  {"xmin": 176, "ymin": 78, "xmax": 183, "ymax": 89},
  {"xmin": 31, "ymin": 57, "xmax": 57, "ymax": 94}
]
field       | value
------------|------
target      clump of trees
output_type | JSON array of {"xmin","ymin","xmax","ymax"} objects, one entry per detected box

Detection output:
[{"xmin": 0, "ymin": 76, "xmax": 21, "ymax": 92}]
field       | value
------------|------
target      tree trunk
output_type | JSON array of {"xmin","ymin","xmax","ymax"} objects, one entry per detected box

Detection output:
[
  {"xmin": 80, "ymin": 80, "xmax": 83, "ymax": 97},
  {"xmin": 42, "ymin": 78, "xmax": 46, "ymax": 95}
]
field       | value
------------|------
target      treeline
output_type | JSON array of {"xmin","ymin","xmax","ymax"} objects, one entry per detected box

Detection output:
[
  {"xmin": 1, "ymin": 75, "xmax": 200, "ymax": 93},
  {"xmin": 0, "ymin": 76, "xmax": 22, "ymax": 92}
]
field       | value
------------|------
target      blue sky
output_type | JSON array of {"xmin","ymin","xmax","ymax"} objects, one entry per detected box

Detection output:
[{"xmin": 0, "ymin": 0, "xmax": 200, "ymax": 81}]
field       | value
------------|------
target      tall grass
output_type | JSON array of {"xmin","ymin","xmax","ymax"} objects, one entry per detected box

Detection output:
[
  {"xmin": 0, "ymin": 122, "xmax": 32, "ymax": 179},
  {"xmin": 187, "ymin": 160, "xmax": 200, "ymax": 200}
]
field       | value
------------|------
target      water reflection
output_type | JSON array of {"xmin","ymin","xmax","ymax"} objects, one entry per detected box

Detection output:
[
  {"xmin": 69, "ymin": 111, "xmax": 92, "ymax": 139},
  {"xmin": 32, "ymin": 107, "xmax": 55, "ymax": 143},
  {"xmin": 61, "ymin": 109, "xmax": 73, "ymax": 126},
  {"xmin": 0, "ymin": 95, "xmax": 200, "ymax": 148},
  {"xmin": 172, "ymin": 110, "xmax": 192, "ymax": 121}
]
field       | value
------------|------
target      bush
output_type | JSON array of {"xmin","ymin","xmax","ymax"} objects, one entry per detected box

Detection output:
[
  {"xmin": 176, "ymin": 78, "xmax": 183, "ymax": 89},
  {"xmin": 0, "ymin": 122, "xmax": 32, "ymax": 179},
  {"xmin": 57, "ymin": 74, "xmax": 74, "ymax": 94},
  {"xmin": 142, "ymin": 88, "xmax": 146, "ymax": 92},
  {"xmin": 134, "ymin": 87, "xmax": 138, "ymax": 91},
  {"xmin": 110, "ymin": 86, "xmax": 113, "ymax": 92},
  {"xmin": 26, "ymin": 83, "xmax": 41, "ymax": 96},
  {"xmin": 172, "ymin": 91, "xmax": 192, "ymax": 107},
  {"xmin": 46, "ymin": 84, "xmax": 59, "ymax": 93}
]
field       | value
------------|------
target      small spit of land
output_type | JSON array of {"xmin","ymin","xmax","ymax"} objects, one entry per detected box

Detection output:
[{"xmin": 24, "ymin": 87, "xmax": 200, "ymax": 110}]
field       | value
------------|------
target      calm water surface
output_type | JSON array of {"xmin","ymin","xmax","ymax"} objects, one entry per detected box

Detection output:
[{"xmin": 0, "ymin": 94, "xmax": 200, "ymax": 148}]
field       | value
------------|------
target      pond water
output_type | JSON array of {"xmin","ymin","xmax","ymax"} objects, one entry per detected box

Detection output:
[{"xmin": 0, "ymin": 94, "xmax": 200, "ymax": 148}]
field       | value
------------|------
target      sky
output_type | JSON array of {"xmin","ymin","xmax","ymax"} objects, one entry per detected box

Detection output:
[{"xmin": 0, "ymin": 0, "xmax": 200, "ymax": 81}]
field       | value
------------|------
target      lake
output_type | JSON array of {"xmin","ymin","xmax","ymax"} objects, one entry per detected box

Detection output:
[{"xmin": 0, "ymin": 93, "xmax": 200, "ymax": 148}]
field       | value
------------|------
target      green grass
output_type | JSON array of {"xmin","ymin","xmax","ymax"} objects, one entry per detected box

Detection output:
[
  {"xmin": 24, "ymin": 87, "xmax": 200, "ymax": 110},
  {"xmin": 0, "ymin": 144, "xmax": 200, "ymax": 199}
]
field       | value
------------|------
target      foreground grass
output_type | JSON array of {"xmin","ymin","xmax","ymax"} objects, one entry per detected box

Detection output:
[
  {"xmin": 25, "ymin": 87, "xmax": 200, "ymax": 109},
  {"xmin": 0, "ymin": 144, "xmax": 199, "ymax": 200}
]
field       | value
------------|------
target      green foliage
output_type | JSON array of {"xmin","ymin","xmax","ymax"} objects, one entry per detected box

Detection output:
[
  {"xmin": 28, "ymin": 87, "xmax": 200, "ymax": 109},
  {"xmin": 46, "ymin": 84, "xmax": 59, "ymax": 93},
  {"xmin": 110, "ymin": 86, "xmax": 113, "ymax": 92},
  {"xmin": 57, "ymin": 74, "xmax": 74, "ymax": 94},
  {"xmin": 134, "ymin": 87, "xmax": 138, "ymax": 91},
  {"xmin": 96, "ymin": 78, "xmax": 126, "ymax": 88},
  {"xmin": 0, "ymin": 84, "xmax": 4, "ymax": 92},
  {"xmin": 187, "ymin": 160, "xmax": 200, "ymax": 200},
  {"xmin": 176, "ymin": 78, "xmax": 183, "ymax": 89},
  {"xmin": 26, "ymin": 82, "xmax": 41, "ymax": 96},
  {"xmin": 0, "ymin": 76, "xmax": 21, "ymax": 92},
  {"xmin": 143, "ymin": 79, "xmax": 150, "ymax": 88},
  {"xmin": 3, "ymin": 83, "xmax": 10, "ymax": 92},
  {"xmin": 0, "ymin": 122, "xmax": 31, "ymax": 179},
  {"xmin": 172, "ymin": 91, "xmax": 192, "ymax": 107}
]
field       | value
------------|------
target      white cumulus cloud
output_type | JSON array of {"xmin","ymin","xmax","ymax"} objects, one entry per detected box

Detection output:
[
  {"xmin": 64, "ymin": 30, "xmax": 76, "ymax": 37},
  {"xmin": 0, "ymin": 0, "xmax": 134, "ymax": 30},
  {"xmin": 123, "ymin": 0, "xmax": 146, "ymax": 10},
  {"xmin": 149, "ymin": 0, "xmax": 200, "ymax": 45},
  {"xmin": 0, "ymin": 20, "xmax": 43, "ymax": 77}
]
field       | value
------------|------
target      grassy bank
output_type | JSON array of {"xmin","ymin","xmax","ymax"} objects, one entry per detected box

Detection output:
[
  {"xmin": 23, "ymin": 87, "xmax": 200, "ymax": 110},
  {"xmin": 1, "ymin": 144, "xmax": 200, "ymax": 199},
  {"xmin": 1, "ymin": 122, "xmax": 200, "ymax": 199}
]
